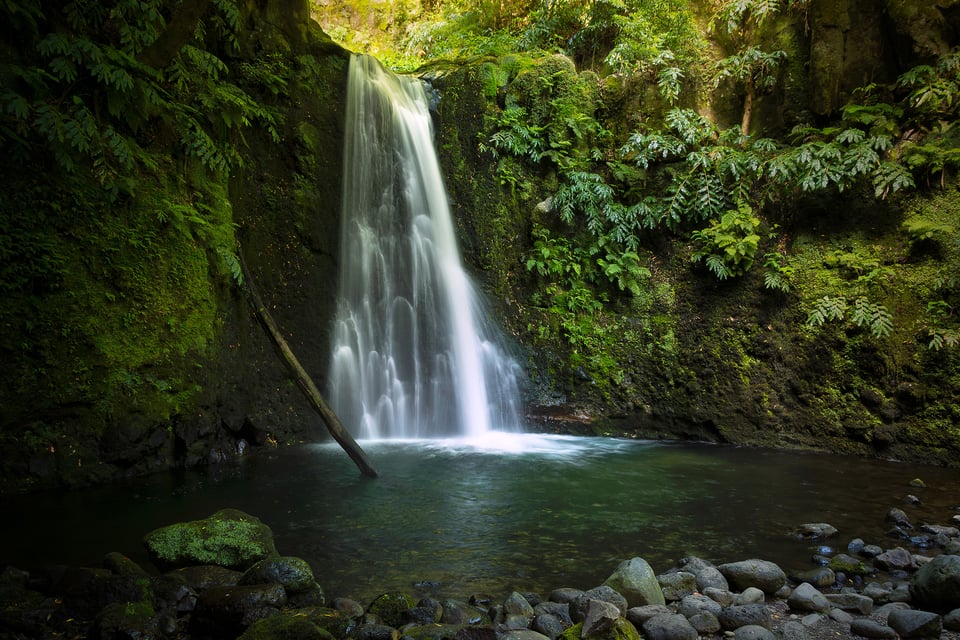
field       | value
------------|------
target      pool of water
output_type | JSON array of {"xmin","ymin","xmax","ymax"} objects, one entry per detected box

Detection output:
[{"xmin": 1, "ymin": 435, "xmax": 958, "ymax": 604}]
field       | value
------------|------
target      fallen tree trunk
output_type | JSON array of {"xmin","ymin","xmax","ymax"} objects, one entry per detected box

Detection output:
[{"xmin": 237, "ymin": 248, "xmax": 379, "ymax": 478}]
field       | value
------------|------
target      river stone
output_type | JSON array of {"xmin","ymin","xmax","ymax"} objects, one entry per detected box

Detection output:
[
  {"xmin": 787, "ymin": 583, "xmax": 828, "ymax": 612},
  {"xmin": 656, "ymin": 571, "xmax": 696, "ymax": 601},
  {"xmin": 849, "ymin": 618, "xmax": 897, "ymax": 639},
  {"xmin": 829, "ymin": 608, "xmax": 854, "ymax": 624},
  {"xmin": 240, "ymin": 556, "xmax": 318, "ymax": 593},
  {"xmin": 779, "ymin": 620, "xmax": 810, "ymax": 640},
  {"xmin": 733, "ymin": 625, "xmax": 776, "ymax": 640},
  {"xmin": 823, "ymin": 592, "xmax": 873, "ymax": 614},
  {"xmin": 603, "ymin": 558, "xmax": 665, "ymax": 607},
  {"xmin": 641, "ymin": 613, "xmax": 697, "ymax": 640},
  {"xmin": 535, "ymin": 601, "xmax": 572, "ymax": 625},
  {"xmin": 103, "ymin": 552, "xmax": 150, "ymax": 577},
  {"xmin": 193, "ymin": 582, "xmax": 286, "ymax": 635},
  {"xmin": 352, "ymin": 623, "xmax": 401, "ymax": 640},
  {"xmin": 678, "ymin": 593, "xmax": 721, "ymax": 618},
  {"xmin": 735, "ymin": 587, "xmax": 765, "ymax": 605},
  {"xmin": 910, "ymin": 554, "xmax": 960, "ymax": 611},
  {"xmin": 888, "ymin": 608, "xmax": 942, "ymax": 638},
  {"xmin": 886, "ymin": 508, "xmax": 913, "ymax": 528},
  {"xmin": 687, "ymin": 611, "xmax": 720, "ymax": 634},
  {"xmin": 941, "ymin": 608, "xmax": 960, "ymax": 631},
  {"xmin": 922, "ymin": 524, "xmax": 960, "ymax": 537},
  {"xmin": 676, "ymin": 557, "xmax": 728, "ymax": 591},
  {"xmin": 625, "ymin": 604, "xmax": 671, "ymax": 627},
  {"xmin": 717, "ymin": 604, "xmax": 772, "ymax": 631},
  {"xmin": 570, "ymin": 586, "xmax": 628, "ymax": 622},
  {"xmin": 504, "ymin": 591, "xmax": 536, "ymax": 628},
  {"xmin": 143, "ymin": 509, "xmax": 278, "ymax": 571},
  {"xmin": 559, "ymin": 619, "xmax": 640, "ymax": 640},
  {"xmin": 875, "ymin": 547, "xmax": 917, "ymax": 572},
  {"xmin": 718, "ymin": 560, "xmax": 786, "ymax": 594},
  {"xmin": 789, "ymin": 567, "xmax": 835, "ymax": 588},
  {"xmin": 501, "ymin": 630, "xmax": 551, "ymax": 640},
  {"xmin": 237, "ymin": 613, "xmax": 331, "ymax": 640},
  {"xmin": 793, "ymin": 523, "xmax": 838, "ymax": 540},
  {"xmin": 533, "ymin": 613, "xmax": 568, "ymax": 639},
  {"xmin": 367, "ymin": 592, "xmax": 417, "ymax": 627},
  {"xmin": 174, "ymin": 565, "xmax": 243, "ymax": 592},
  {"xmin": 550, "ymin": 589, "xmax": 584, "ymax": 604},
  {"xmin": 703, "ymin": 586, "xmax": 734, "ymax": 607},
  {"xmin": 581, "ymin": 599, "xmax": 621, "ymax": 637},
  {"xmin": 827, "ymin": 553, "xmax": 869, "ymax": 575},
  {"xmin": 441, "ymin": 599, "xmax": 486, "ymax": 625},
  {"xmin": 91, "ymin": 601, "xmax": 166, "ymax": 640}
]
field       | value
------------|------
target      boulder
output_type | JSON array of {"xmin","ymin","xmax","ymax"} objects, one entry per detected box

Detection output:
[
  {"xmin": 786, "ymin": 583, "xmax": 828, "ymax": 612},
  {"xmin": 849, "ymin": 618, "xmax": 897, "ymax": 639},
  {"xmin": 717, "ymin": 560, "xmax": 786, "ymax": 594},
  {"xmin": 581, "ymin": 599, "xmax": 621, "ymax": 637},
  {"xmin": 625, "ymin": 604, "xmax": 671, "ymax": 627},
  {"xmin": 677, "ymin": 594, "xmax": 721, "ymax": 618},
  {"xmin": 570, "ymin": 586, "xmax": 628, "ymax": 621},
  {"xmin": 945, "ymin": 608, "xmax": 960, "ymax": 631},
  {"xmin": 192, "ymin": 583, "xmax": 286, "ymax": 636},
  {"xmin": 143, "ymin": 509, "xmax": 278, "ymax": 571},
  {"xmin": 732, "ymin": 625, "xmax": 776, "ymax": 640},
  {"xmin": 655, "ymin": 572, "xmax": 696, "ymax": 601},
  {"xmin": 533, "ymin": 612, "xmax": 568, "ymax": 639},
  {"xmin": 603, "ymin": 558, "xmax": 665, "ymax": 607},
  {"xmin": 909, "ymin": 554, "xmax": 960, "ymax": 611},
  {"xmin": 793, "ymin": 523, "xmax": 838, "ymax": 540},
  {"xmin": 687, "ymin": 611, "xmax": 720, "ymax": 634},
  {"xmin": 641, "ymin": 613, "xmax": 697, "ymax": 640},
  {"xmin": 875, "ymin": 547, "xmax": 916, "ymax": 572},
  {"xmin": 366, "ymin": 592, "xmax": 417, "ymax": 627},
  {"xmin": 717, "ymin": 604, "xmax": 772, "ymax": 631},
  {"xmin": 887, "ymin": 608, "xmax": 942, "ymax": 638},
  {"xmin": 735, "ymin": 587, "xmax": 765, "ymax": 605},
  {"xmin": 675, "ymin": 557, "xmax": 728, "ymax": 591},
  {"xmin": 823, "ymin": 592, "xmax": 873, "ymax": 614},
  {"xmin": 238, "ymin": 613, "xmax": 333, "ymax": 640},
  {"xmin": 504, "ymin": 592, "xmax": 536, "ymax": 629},
  {"xmin": 240, "ymin": 556, "xmax": 319, "ymax": 594}
]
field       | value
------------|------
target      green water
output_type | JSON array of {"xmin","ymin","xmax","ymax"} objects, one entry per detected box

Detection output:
[{"xmin": 2, "ymin": 435, "xmax": 958, "ymax": 604}]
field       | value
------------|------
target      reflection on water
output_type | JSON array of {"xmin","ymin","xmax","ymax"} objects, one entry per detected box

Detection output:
[{"xmin": 1, "ymin": 436, "xmax": 958, "ymax": 603}]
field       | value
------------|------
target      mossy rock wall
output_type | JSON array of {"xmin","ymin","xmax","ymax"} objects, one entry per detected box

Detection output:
[
  {"xmin": 430, "ymin": 48, "xmax": 960, "ymax": 466},
  {"xmin": 0, "ymin": 1, "xmax": 352, "ymax": 491}
]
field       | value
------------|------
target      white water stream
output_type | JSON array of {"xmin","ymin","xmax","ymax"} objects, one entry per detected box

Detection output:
[{"xmin": 328, "ymin": 54, "xmax": 524, "ymax": 440}]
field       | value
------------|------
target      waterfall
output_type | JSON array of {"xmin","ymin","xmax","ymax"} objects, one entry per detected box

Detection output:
[{"xmin": 328, "ymin": 54, "xmax": 525, "ymax": 440}]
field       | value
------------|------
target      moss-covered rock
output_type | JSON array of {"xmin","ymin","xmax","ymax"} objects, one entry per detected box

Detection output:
[{"xmin": 143, "ymin": 509, "xmax": 278, "ymax": 571}]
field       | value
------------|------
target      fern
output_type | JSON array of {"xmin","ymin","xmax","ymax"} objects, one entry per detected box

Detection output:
[
  {"xmin": 850, "ymin": 297, "xmax": 894, "ymax": 338},
  {"xmin": 806, "ymin": 296, "xmax": 848, "ymax": 327}
]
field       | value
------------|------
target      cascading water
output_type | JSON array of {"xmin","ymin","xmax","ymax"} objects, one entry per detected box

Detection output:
[{"xmin": 328, "ymin": 54, "xmax": 524, "ymax": 440}]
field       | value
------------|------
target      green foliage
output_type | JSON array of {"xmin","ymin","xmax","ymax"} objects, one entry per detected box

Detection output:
[
  {"xmin": 690, "ymin": 202, "xmax": 763, "ymax": 279},
  {"xmin": 806, "ymin": 295, "xmax": 893, "ymax": 338},
  {"xmin": 146, "ymin": 517, "xmax": 267, "ymax": 568},
  {"xmin": 762, "ymin": 251, "xmax": 793, "ymax": 292}
]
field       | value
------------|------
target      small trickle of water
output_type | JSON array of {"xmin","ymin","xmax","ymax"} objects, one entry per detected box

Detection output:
[{"xmin": 328, "ymin": 54, "xmax": 524, "ymax": 440}]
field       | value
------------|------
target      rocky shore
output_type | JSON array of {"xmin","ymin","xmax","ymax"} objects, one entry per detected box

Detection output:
[{"xmin": 1, "ymin": 506, "xmax": 960, "ymax": 640}]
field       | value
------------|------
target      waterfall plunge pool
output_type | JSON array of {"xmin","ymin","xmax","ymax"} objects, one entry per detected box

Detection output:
[{"xmin": 2, "ymin": 435, "xmax": 958, "ymax": 604}]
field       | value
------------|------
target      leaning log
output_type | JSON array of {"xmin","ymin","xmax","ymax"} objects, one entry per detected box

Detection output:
[{"xmin": 237, "ymin": 249, "xmax": 379, "ymax": 478}]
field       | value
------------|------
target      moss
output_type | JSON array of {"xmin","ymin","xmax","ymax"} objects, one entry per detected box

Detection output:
[
  {"xmin": 239, "ymin": 613, "xmax": 334, "ymax": 640},
  {"xmin": 143, "ymin": 509, "xmax": 277, "ymax": 570},
  {"xmin": 366, "ymin": 591, "xmax": 416, "ymax": 628}
]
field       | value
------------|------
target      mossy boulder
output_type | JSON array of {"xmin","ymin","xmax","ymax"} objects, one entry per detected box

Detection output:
[
  {"xmin": 559, "ymin": 618, "xmax": 641, "ymax": 640},
  {"xmin": 238, "ymin": 612, "xmax": 337, "ymax": 640},
  {"xmin": 143, "ymin": 509, "xmax": 278, "ymax": 571},
  {"xmin": 366, "ymin": 591, "xmax": 417, "ymax": 627}
]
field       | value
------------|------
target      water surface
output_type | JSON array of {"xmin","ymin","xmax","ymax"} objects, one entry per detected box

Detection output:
[{"xmin": 2, "ymin": 436, "xmax": 958, "ymax": 604}]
